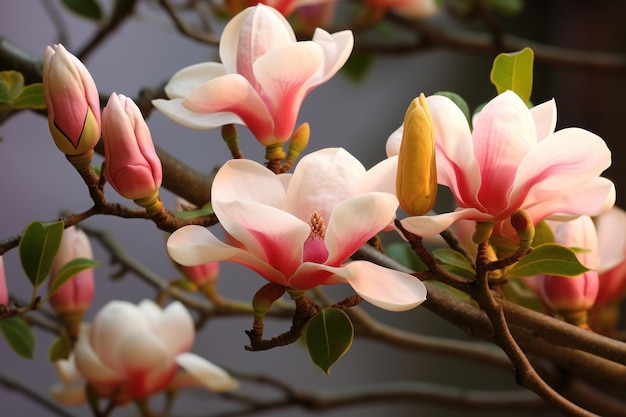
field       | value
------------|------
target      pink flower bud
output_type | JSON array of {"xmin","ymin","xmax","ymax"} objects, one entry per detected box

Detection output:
[
  {"xmin": 537, "ymin": 216, "xmax": 599, "ymax": 323},
  {"xmin": 49, "ymin": 226, "xmax": 95, "ymax": 316},
  {"xmin": 0, "ymin": 256, "xmax": 8, "ymax": 306},
  {"xmin": 181, "ymin": 262, "xmax": 220, "ymax": 287},
  {"xmin": 102, "ymin": 93, "xmax": 162, "ymax": 200},
  {"xmin": 43, "ymin": 44, "xmax": 101, "ymax": 156}
]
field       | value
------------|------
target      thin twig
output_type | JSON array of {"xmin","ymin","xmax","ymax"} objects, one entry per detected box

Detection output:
[{"xmin": 0, "ymin": 372, "xmax": 80, "ymax": 417}]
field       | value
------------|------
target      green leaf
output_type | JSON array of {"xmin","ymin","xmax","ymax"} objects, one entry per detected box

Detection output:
[
  {"xmin": 0, "ymin": 317, "xmax": 36, "ymax": 359},
  {"xmin": 384, "ymin": 242, "xmax": 428, "ymax": 272},
  {"xmin": 19, "ymin": 221, "xmax": 65, "ymax": 289},
  {"xmin": 46, "ymin": 258, "xmax": 100, "ymax": 299},
  {"xmin": 489, "ymin": 47, "xmax": 534, "ymax": 103},
  {"xmin": 305, "ymin": 308, "xmax": 353, "ymax": 375},
  {"xmin": 341, "ymin": 51, "xmax": 375, "ymax": 83},
  {"xmin": 61, "ymin": 0, "xmax": 103, "ymax": 21},
  {"xmin": 13, "ymin": 83, "xmax": 46, "ymax": 110},
  {"xmin": 48, "ymin": 334, "xmax": 72, "ymax": 362},
  {"xmin": 0, "ymin": 71, "xmax": 25, "ymax": 102},
  {"xmin": 433, "ymin": 248, "xmax": 475, "ymax": 280},
  {"xmin": 485, "ymin": 0, "xmax": 524, "ymax": 16},
  {"xmin": 507, "ymin": 243, "xmax": 590, "ymax": 278},
  {"xmin": 175, "ymin": 202, "xmax": 214, "ymax": 219},
  {"xmin": 434, "ymin": 91, "xmax": 471, "ymax": 126}
]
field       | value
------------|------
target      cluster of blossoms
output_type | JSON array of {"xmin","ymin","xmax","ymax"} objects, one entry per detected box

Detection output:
[{"xmin": 38, "ymin": 0, "xmax": 626, "ymax": 410}]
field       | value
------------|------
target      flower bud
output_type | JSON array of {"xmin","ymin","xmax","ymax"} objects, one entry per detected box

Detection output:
[
  {"xmin": 49, "ymin": 227, "xmax": 95, "ymax": 340},
  {"xmin": 537, "ymin": 216, "xmax": 599, "ymax": 328},
  {"xmin": 102, "ymin": 93, "xmax": 162, "ymax": 202},
  {"xmin": 510, "ymin": 209, "xmax": 535, "ymax": 248},
  {"xmin": 0, "ymin": 256, "xmax": 8, "ymax": 306},
  {"xmin": 43, "ymin": 44, "xmax": 100, "ymax": 156},
  {"xmin": 252, "ymin": 283, "xmax": 286, "ymax": 319},
  {"xmin": 396, "ymin": 93, "xmax": 437, "ymax": 216}
]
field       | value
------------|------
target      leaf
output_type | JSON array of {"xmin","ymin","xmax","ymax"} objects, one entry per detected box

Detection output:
[
  {"xmin": 384, "ymin": 242, "xmax": 427, "ymax": 272},
  {"xmin": 175, "ymin": 203, "xmax": 214, "ymax": 219},
  {"xmin": 19, "ymin": 220, "xmax": 65, "ymax": 289},
  {"xmin": 489, "ymin": 47, "xmax": 534, "ymax": 103},
  {"xmin": 13, "ymin": 83, "xmax": 46, "ymax": 110},
  {"xmin": 341, "ymin": 51, "xmax": 375, "ymax": 83},
  {"xmin": 61, "ymin": 0, "xmax": 103, "ymax": 21},
  {"xmin": 434, "ymin": 91, "xmax": 471, "ymax": 126},
  {"xmin": 507, "ymin": 243, "xmax": 590, "ymax": 278},
  {"xmin": 305, "ymin": 308, "xmax": 353, "ymax": 375},
  {"xmin": 0, "ymin": 317, "xmax": 36, "ymax": 359},
  {"xmin": 48, "ymin": 334, "xmax": 73, "ymax": 362},
  {"xmin": 0, "ymin": 71, "xmax": 25, "ymax": 102},
  {"xmin": 47, "ymin": 258, "xmax": 100, "ymax": 299},
  {"xmin": 433, "ymin": 248, "xmax": 475, "ymax": 280},
  {"xmin": 485, "ymin": 0, "xmax": 524, "ymax": 16}
]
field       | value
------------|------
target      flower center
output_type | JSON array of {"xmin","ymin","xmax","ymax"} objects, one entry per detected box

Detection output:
[{"xmin": 302, "ymin": 210, "xmax": 329, "ymax": 264}]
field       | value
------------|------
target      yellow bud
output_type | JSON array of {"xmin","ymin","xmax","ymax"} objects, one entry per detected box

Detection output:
[{"xmin": 396, "ymin": 93, "xmax": 437, "ymax": 216}]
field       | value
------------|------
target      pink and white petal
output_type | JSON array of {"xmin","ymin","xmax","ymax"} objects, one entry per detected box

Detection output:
[
  {"xmin": 596, "ymin": 207, "xmax": 626, "ymax": 271},
  {"xmin": 472, "ymin": 91, "xmax": 536, "ymax": 213},
  {"xmin": 308, "ymin": 29, "xmax": 354, "ymax": 86},
  {"xmin": 50, "ymin": 381, "xmax": 86, "ymax": 406},
  {"xmin": 386, "ymin": 126, "xmax": 402, "ymax": 157},
  {"xmin": 357, "ymin": 156, "xmax": 398, "ymax": 196},
  {"xmin": 183, "ymin": 74, "xmax": 275, "ymax": 141},
  {"xmin": 54, "ymin": 355, "xmax": 81, "ymax": 384},
  {"xmin": 212, "ymin": 159, "xmax": 286, "ymax": 208},
  {"xmin": 74, "ymin": 325, "xmax": 124, "ymax": 384},
  {"xmin": 325, "ymin": 193, "xmax": 398, "ymax": 266},
  {"xmin": 157, "ymin": 301, "xmax": 195, "ymax": 356},
  {"xmin": 333, "ymin": 261, "xmax": 427, "ymax": 311},
  {"xmin": 164, "ymin": 63, "xmax": 228, "ymax": 98},
  {"xmin": 175, "ymin": 352, "xmax": 240, "ymax": 392},
  {"xmin": 284, "ymin": 148, "xmax": 366, "ymax": 221},
  {"xmin": 288, "ymin": 262, "xmax": 342, "ymax": 289},
  {"xmin": 214, "ymin": 200, "xmax": 309, "ymax": 278},
  {"xmin": 530, "ymin": 98, "xmax": 557, "ymax": 141},
  {"xmin": 114, "ymin": 330, "xmax": 169, "ymax": 375},
  {"xmin": 167, "ymin": 225, "xmax": 288, "ymax": 285},
  {"xmin": 152, "ymin": 98, "xmax": 244, "ymax": 130},
  {"xmin": 253, "ymin": 42, "xmax": 323, "ymax": 140},
  {"xmin": 427, "ymin": 95, "xmax": 481, "ymax": 209},
  {"xmin": 400, "ymin": 207, "xmax": 494, "ymax": 237},
  {"xmin": 508, "ymin": 127, "xmax": 612, "ymax": 212}
]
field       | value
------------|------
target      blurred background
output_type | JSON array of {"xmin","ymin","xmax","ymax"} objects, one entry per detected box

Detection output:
[{"xmin": 1, "ymin": 1, "xmax": 625, "ymax": 416}]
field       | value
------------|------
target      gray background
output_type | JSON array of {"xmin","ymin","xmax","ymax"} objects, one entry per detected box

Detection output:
[{"xmin": 1, "ymin": 1, "xmax": 625, "ymax": 416}]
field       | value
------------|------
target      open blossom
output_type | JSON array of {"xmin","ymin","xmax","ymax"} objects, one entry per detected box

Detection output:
[
  {"xmin": 43, "ymin": 44, "xmax": 101, "ymax": 156},
  {"xmin": 391, "ymin": 91, "xmax": 615, "ymax": 238},
  {"xmin": 103, "ymin": 93, "xmax": 162, "ymax": 201},
  {"xmin": 152, "ymin": 4, "xmax": 353, "ymax": 146},
  {"xmin": 50, "ymin": 299, "xmax": 238, "ymax": 405},
  {"xmin": 594, "ymin": 206, "xmax": 626, "ymax": 307},
  {"xmin": 168, "ymin": 148, "xmax": 425, "ymax": 311}
]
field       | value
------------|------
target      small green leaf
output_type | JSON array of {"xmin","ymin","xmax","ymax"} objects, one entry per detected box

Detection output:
[
  {"xmin": 13, "ymin": 83, "xmax": 46, "ymax": 110},
  {"xmin": 385, "ymin": 242, "xmax": 428, "ymax": 272},
  {"xmin": 175, "ymin": 203, "xmax": 214, "ymax": 219},
  {"xmin": 0, "ymin": 317, "xmax": 36, "ymax": 359},
  {"xmin": 531, "ymin": 220, "xmax": 555, "ymax": 247},
  {"xmin": 485, "ymin": 0, "xmax": 524, "ymax": 16},
  {"xmin": 489, "ymin": 47, "xmax": 534, "ymax": 103},
  {"xmin": 507, "ymin": 243, "xmax": 590, "ymax": 278},
  {"xmin": 341, "ymin": 51, "xmax": 375, "ymax": 83},
  {"xmin": 435, "ymin": 91, "xmax": 471, "ymax": 126},
  {"xmin": 305, "ymin": 308, "xmax": 353, "ymax": 375},
  {"xmin": 19, "ymin": 221, "xmax": 65, "ymax": 289},
  {"xmin": 48, "ymin": 334, "xmax": 72, "ymax": 362},
  {"xmin": 47, "ymin": 258, "xmax": 100, "ymax": 299},
  {"xmin": 433, "ymin": 248, "xmax": 475, "ymax": 280},
  {"xmin": 61, "ymin": 0, "xmax": 103, "ymax": 21},
  {"xmin": 0, "ymin": 71, "xmax": 25, "ymax": 102}
]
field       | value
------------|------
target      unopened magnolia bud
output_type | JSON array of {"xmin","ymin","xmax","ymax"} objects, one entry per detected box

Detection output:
[
  {"xmin": 103, "ymin": 93, "xmax": 162, "ymax": 201},
  {"xmin": 252, "ymin": 283, "xmax": 286, "ymax": 318},
  {"xmin": 43, "ymin": 44, "xmax": 100, "ymax": 157},
  {"xmin": 396, "ymin": 93, "xmax": 437, "ymax": 216},
  {"xmin": 181, "ymin": 262, "xmax": 220, "ymax": 287},
  {"xmin": 510, "ymin": 209, "xmax": 535, "ymax": 248}
]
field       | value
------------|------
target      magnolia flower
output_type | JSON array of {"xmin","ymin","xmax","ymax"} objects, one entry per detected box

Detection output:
[
  {"xmin": 50, "ymin": 299, "xmax": 238, "ymax": 405},
  {"xmin": 535, "ymin": 216, "xmax": 599, "ymax": 323},
  {"xmin": 390, "ymin": 91, "xmax": 615, "ymax": 238},
  {"xmin": 152, "ymin": 4, "xmax": 353, "ymax": 146},
  {"xmin": 594, "ymin": 206, "xmax": 626, "ymax": 307},
  {"xmin": 168, "ymin": 148, "xmax": 425, "ymax": 311},
  {"xmin": 102, "ymin": 93, "xmax": 162, "ymax": 201},
  {"xmin": 43, "ymin": 44, "xmax": 100, "ymax": 156}
]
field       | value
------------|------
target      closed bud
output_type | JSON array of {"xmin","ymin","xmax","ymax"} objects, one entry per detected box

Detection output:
[
  {"xmin": 252, "ymin": 283, "xmax": 286, "ymax": 318},
  {"xmin": 102, "ymin": 93, "xmax": 162, "ymax": 202},
  {"xmin": 510, "ymin": 209, "xmax": 535, "ymax": 248},
  {"xmin": 396, "ymin": 93, "xmax": 437, "ymax": 216},
  {"xmin": 49, "ymin": 227, "xmax": 95, "ymax": 340},
  {"xmin": 43, "ymin": 44, "xmax": 100, "ymax": 156}
]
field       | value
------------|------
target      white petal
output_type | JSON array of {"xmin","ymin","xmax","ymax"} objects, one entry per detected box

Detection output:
[
  {"xmin": 50, "ymin": 382, "xmax": 86, "ymax": 406},
  {"xmin": 175, "ymin": 352, "xmax": 239, "ymax": 392},
  {"xmin": 164, "ymin": 62, "xmax": 228, "ymax": 98},
  {"xmin": 152, "ymin": 98, "xmax": 244, "ymax": 130},
  {"xmin": 400, "ymin": 208, "xmax": 494, "ymax": 237}
]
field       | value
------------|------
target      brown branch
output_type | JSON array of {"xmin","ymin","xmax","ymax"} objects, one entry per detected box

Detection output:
[{"xmin": 158, "ymin": 0, "xmax": 220, "ymax": 45}]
